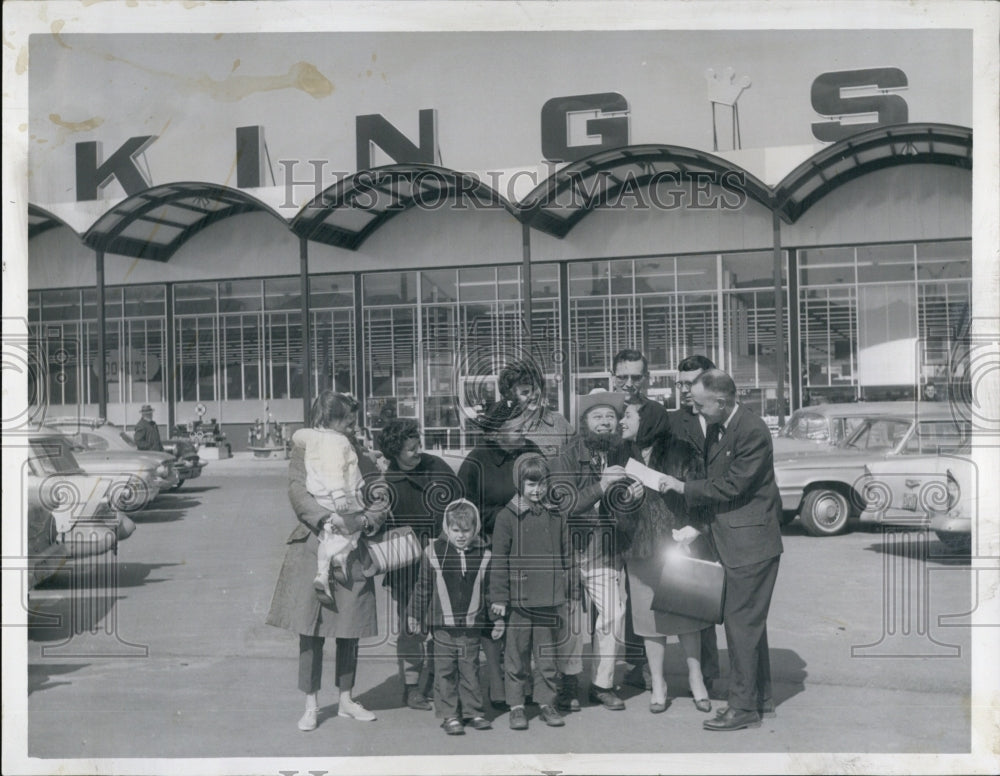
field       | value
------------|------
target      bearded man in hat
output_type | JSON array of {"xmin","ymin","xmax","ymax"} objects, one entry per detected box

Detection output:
[
  {"xmin": 547, "ymin": 391, "xmax": 641, "ymax": 713},
  {"xmin": 134, "ymin": 404, "xmax": 164, "ymax": 452}
]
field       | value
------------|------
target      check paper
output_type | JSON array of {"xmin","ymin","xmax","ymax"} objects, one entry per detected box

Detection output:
[{"xmin": 625, "ymin": 458, "xmax": 666, "ymax": 490}]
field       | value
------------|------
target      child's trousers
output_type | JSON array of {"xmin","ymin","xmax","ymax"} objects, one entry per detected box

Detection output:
[
  {"xmin": 432, "ymin": 627, "xmax": 485, "ymax": 720},
  {"xmin": 504, "ymin": 605, "xmax": 563, "ymax": 707}
]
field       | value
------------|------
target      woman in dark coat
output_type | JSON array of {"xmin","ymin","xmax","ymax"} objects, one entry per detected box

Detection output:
[
  {"xmin": 616, "ymin": 399, "xmax": 715, "ymax": 714},
  {"xmin": 378, "ymin": 418, "xmax": 461, "ymax": 711},
  {"xmin": 266, "ymin": 397, "xmax": 389, "ymax": 731}
]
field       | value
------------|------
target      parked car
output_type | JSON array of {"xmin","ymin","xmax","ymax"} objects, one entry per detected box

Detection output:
[
  {"xmin": 929, "ymin": 502, "xmax": 972, "ymax": 553},
  {"xmin": 25, "ymin": 428, "xmax": 137, "ymax": 588},
  {"xmin": 36, "ymin": 422, "xmax": 161, "ymax": 513},
  {"xmin": 858, "ymin": 444, "xmax": 973, "ymax": 526},
  {"xmin": 46, "ymin": 417, "xmax": 179, "ymax": 493},
  {"xmin": 158, "ymin": 437, "xmax": 206, "ymax": 488},
  {"xmin": 774, "ymin": 404, "xmax": 969, "ymax": 537},
  {"xmin": 773, "ymin": 401, "xmax": 923, "ymax": 455}
]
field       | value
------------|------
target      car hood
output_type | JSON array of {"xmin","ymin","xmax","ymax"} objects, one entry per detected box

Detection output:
[{"xmin": 69, "ymin": 452, "xmax": 159, "ymax": 475}]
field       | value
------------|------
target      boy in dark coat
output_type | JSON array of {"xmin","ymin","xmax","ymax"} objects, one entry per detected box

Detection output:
[
  {"xmin": 489, "ymin": 453, "xmax": 576, "ymax": 730},
  {"xmin": 408, "ymin": 499, "xmax": 496, "ymax": 736}
]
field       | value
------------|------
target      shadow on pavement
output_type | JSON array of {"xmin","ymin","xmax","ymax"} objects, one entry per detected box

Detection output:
[
  {"xmin": 28, "ymin": 662, "xmax": 90, "ymax": 694},
  {"xmin": 171, "ymin": 485, "xmax": 220, "ymax": 495},
  {"xmin": 33, "ymin": 561, "xmax": 183, "ymax": 591},
  {"xmin": 27, "ymin": 592, "xmax": 124, "ymax": 642},
  {"xmin": 130, "ymin": 506, "xmax": 189, "ymax": 524},
  {"xmin": 863, "ymin": 530, "xmax": 971, "ymax": 566}
]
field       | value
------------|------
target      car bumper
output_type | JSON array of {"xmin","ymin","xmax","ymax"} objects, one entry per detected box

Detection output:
[
  {"xmin": 859, "ymin": 507, "xmax": 930, "ymax": 527},
  {"xmin": 176, "ymin": 460, "xmax": 206, "ymax": 480},
  {"xmin": 929, "ymin": 512, "xmax": 971, "ymax": 536}
]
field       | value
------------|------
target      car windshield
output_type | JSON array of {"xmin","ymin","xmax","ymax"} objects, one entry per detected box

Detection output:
[
  {"xmin": 119, "ymin": 431, "xmax": 138, "ymax": 449},
  {"xmin": 778, "ymin": 411, "xmax": 830, "ymax": 441},
  {"xmin": 29, "ymin": 436, "xmax": 83, "ymax": 474},
  {"xmin": 841, "ymin": 418, "xmax": 913, "ymax": 451}
]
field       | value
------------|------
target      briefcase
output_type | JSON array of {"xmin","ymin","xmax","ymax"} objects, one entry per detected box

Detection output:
[
  {"xmin": 651, "ymin": 544, "xmax": 726, "ymax": 624},
  {"xmin": 358, "ymin": 526, "xmax": 422, "ymax": 577}
]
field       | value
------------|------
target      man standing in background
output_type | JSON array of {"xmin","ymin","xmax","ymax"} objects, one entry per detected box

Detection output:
[{"xmin": 134, "ymin": 404, "xmax": 164, "ymax": 452}]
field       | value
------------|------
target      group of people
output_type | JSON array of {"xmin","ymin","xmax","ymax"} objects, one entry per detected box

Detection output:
[{"xmin": 265, "ymin": 350, "xmax": 785, "ymax": 737}]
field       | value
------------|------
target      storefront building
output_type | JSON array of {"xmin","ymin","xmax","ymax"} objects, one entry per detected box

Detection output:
[{"xmin": 26, "ymin": 31, "xmax": 973, "ymax": 450}]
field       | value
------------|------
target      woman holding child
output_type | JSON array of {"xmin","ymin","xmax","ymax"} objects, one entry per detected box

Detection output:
[
  {"xmin": 616, "ymin": 399, "xmax": 715, "ymax": 714},
  {"xmin": 266, "ymin": 391, "xmax": 390, "ymax": 731}
]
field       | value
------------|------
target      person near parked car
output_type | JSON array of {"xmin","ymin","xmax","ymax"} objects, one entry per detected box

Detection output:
[
  {"xmin": 378, "ymin": 417, "xmax": 461, "ymax": 712},
  {"xmin": 133, "ymin": 404, "xmax": 164, "ymax": 451},
  {"xmin": 659, "ymin": 369, "xmax": 784, "ymax": 732},
  {"xmin": 265, "ymin": 401, "xmax": 390, "ymax": 731}
]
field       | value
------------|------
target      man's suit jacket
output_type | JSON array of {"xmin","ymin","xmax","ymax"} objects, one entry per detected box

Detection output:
[
  {"xmin": 667, "ymin": 406, "xmax": 705, "ymax": 451},
  {"xmin": 682, "ymin": 404, "xmax": 783, "ymax": 569}
]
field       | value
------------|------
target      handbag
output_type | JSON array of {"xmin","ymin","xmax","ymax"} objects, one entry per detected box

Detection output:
[
  {"xmin": 358, "ymin": 526, "xmax": 422, "ymax": 577},
  {"xmin": 650, "ymin": 543, "xmax": 726, "ymax": 624}
]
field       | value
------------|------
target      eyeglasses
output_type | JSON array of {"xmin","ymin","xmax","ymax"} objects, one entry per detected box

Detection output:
[{"xmin": 613, "ymin": 373, "xmax": 645, "ymax": 383}]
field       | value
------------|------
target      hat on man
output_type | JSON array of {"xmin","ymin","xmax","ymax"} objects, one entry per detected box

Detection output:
[
  {"xmin": 140, "ymin": 404, "xmax": 154, "ymax": 414},
  {"xmin": 576, "ymin": 390, "xmax": 627, "ymax": 424}
]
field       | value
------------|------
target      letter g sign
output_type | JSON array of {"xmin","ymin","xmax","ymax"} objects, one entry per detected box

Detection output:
[{"xmin": 541, "ymin": 93, "xmax": 630, "ymax": 163}]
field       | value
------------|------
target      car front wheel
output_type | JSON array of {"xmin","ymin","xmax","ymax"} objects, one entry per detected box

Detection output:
[{"xmin": 799, "ymin": 488, "xmax": 852, "ymax": 536}]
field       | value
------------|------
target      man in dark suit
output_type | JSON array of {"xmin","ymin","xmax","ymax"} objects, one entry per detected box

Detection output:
[
  {"xmin": 660, "ymin": 369, "xmax": 783, "ymax": 731},
  {"xmin": 133, "ymin": 404, "xmax": 164, "ymax": 451}
]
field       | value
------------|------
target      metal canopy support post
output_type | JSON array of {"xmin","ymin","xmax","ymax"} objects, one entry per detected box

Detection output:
[
  {"xmin": 299, "ymin": 237, "xmax": 312, "ymax": 421},
  {"xmin": 522, "ymin": 222, "xmax": 533, "ymax": 352},
  {"xmin": 95, "ymin": 250, "xmax": 107, "ymax": 420},
  {"xmin": 165, "ymin": 284, "xmax": 175, "ymax": 432},
  {"xmin": 772, "ymin": 210, "xmax": 786, "ymax": 426}
]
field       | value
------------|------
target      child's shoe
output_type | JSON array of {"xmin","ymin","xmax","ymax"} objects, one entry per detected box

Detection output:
[
  {"xmin": 555, "ymin": 673, "xmax": 581, "ymax": 713},
  {"xmin": 539, "ymin": 704, "xmax": 565, "ymax": 727},
  {"xmin": 442, "ymin": 717, "xmax": 465, "ymax": 735},
  {"xmin": 313, "ymin": 575, "xmax": 334, "ymax": 604},
  {"xmin": 508, "ymin": 705, "xmax": 528, "ymax": 730},
  {"xmin": 403, "ymin": 685, "xmax": 432, "ymax": 711},
  {"xmin": 338, "ymin": 696, "xmax": 376, "ymax": 721},
  {"xmin": 297, "ymin": 706, "xmax": 318, "ymax": 731},
  {"xmin": 332, "ymin": 563, "xmax": 351, "ymax": 588},
  {"xmin": 467, "ymin": 715, "xmax": 492, "ymax": 730}
]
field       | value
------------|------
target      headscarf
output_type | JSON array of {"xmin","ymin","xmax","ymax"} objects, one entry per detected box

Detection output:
[{"xmin": 634, "ymin": 398, "xmax": 671, "ymax": 450}]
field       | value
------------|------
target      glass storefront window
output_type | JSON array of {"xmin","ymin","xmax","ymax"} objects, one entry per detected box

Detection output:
[
  {"xmin": 722, "ymin": 251, "xmax": 784, "ymax": 288},
  {"xmin": 363, "ymin": 271, "xmax": 416, "ymax": 305},
  {"xmin": 422, "ymin": 269, "xmax": 457, "ymax": 303},
  {"xmin": 917, "ymin": 240, "xmax": 971, "ymax": 281},
  {"xmin": 634, "ymin": 258, "xmax": 675, "ymax": 294},
  {"xmin": 264, "ymin": 277, "xmax": 301, "ymax": 311},
  {"xmin": 569, "ymin": 261, "xmax": 608, "ymax": 297},
  {"xmin": 498, "ymin": 266, "xmax": 520, "ymax": 301},
  {"xmin": 458, "ymin": 267, "xmax": 495, "ymax": 302},
  {"xmin": 857, "ymin": 244, "xmax": 915, "ymax": 283},
  {"xmin": 219, "ymin": 279, "xmax": 262, "ymax": 313},
  {"xmin": 309, "ymin": 274, "xmax": 354, "ymax": 308},
  {"xmin": 82, "ymin": 287, "xmax": 123, "ymax": 319},
  {"xmin": 530, "ymin": 264, "xmax": 559, "ymax": 299},
  {"xmin": 175, "ymin": 283, "xmax": 218, "ymax": 315},
  {"xmin": 124, "ymin": 285, "xmax": 166, "ymax": 317},
  {"xmin": 610, "ymin": 259, "xmax": 633, "ymax": 294},
  {"xmin": 676, "ymin": 254, "xmax": 717, "ymax": 291},
  {"xmin": 41, "ymin": 289, "xmax": 81, "ymax": 322},
  {"xmin": 799, "ymin": 247, "xmax": 855, "ymax": 286}
]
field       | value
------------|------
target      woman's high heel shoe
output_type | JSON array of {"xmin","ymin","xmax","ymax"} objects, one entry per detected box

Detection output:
[
  {"xmin": 693, "ymin": 698, "xmax": 712, "ymax": 713},
  {"xmin": 649, "ymin": 695, "xmax": 671, "ymax": 714}
]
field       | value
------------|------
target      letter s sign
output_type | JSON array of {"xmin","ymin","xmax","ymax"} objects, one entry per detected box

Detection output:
[
  {"xmin": 541, "ymin": 93, "xmax": 630, "ymax": 163},
  {"xmin": 810, "ymin": 68, "xmax": 908, "ymax": 143}
]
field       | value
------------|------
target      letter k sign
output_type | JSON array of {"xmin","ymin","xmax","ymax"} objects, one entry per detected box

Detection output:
[{"xmin": 76, "ymin": 136, "xmax": 157, "ymax": 200}]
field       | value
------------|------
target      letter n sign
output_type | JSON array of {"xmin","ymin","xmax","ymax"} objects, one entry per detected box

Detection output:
[
  {"xmin": 356, "ymin": 109, "xmax": 440, "ymax": 170},
  {"xmin": 76, "ymin": 136, "xmax": 157, "ymax": 201}
]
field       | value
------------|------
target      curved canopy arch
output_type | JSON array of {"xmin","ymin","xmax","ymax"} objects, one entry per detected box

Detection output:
[
  {"xmin": 28, "ymin": 204, "xmax": 76, "ymax": 240},
  {"xmin": 774, "ymin": 123, "xmax": 972, "ymax": 223},
  {"xmin": 82, "ymin": 182, "xmax": 286, "ymax": 262},
  {"xmin": 292, "ymin": 164, "xmax": 519, "ymax": 250},
  {"xmin": 517, "ymin": 144, "xmax": 773, "ymax": 238}
]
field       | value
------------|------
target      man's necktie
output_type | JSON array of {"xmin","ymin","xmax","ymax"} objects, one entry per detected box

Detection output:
[{"xmin": 704, "ymin": 423, "xmax": 722, "ymax": 463}]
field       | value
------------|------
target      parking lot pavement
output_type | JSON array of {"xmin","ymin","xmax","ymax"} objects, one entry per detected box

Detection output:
[{"xmin": 24, "ymin": 461, "xmax": 977, "ymax": 760}]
